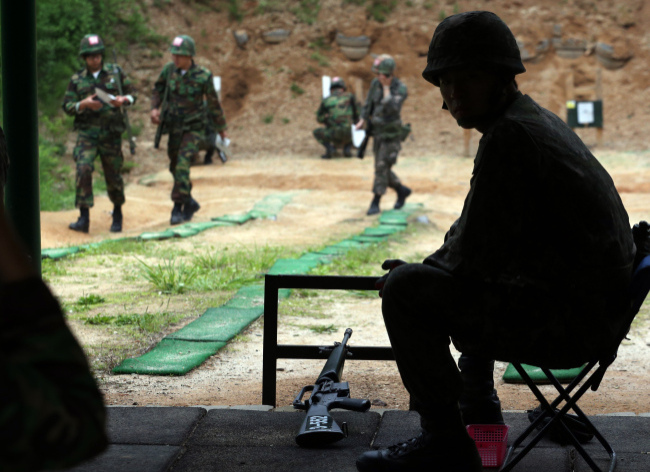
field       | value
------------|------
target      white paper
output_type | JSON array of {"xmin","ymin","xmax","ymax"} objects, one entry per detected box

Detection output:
[
  {"xmin": 577, "ymin": 102, "xmax": 595, "ymax": 125},
  {"xmin": 94, "ymin": 88, "xmax": 116, "ymax": 107},
  {"xmin": 352, "ymin": 125, "xmax": 365, "ymax": 148},
  {"xmin": 322, "ymin": 75, "xmax": 331, "ymax": 99},
  {"xmin": 213, "ymin": 76, "xmax": 221, "ymax": 97}
]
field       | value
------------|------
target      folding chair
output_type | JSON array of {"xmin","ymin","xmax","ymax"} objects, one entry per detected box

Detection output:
[{"xmin": 500, "ymin": 254, "xmax": 650, "ymax": 472}]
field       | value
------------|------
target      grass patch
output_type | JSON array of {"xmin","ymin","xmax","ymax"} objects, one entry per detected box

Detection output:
[
  {"xmin": 310, "ymin": 52, "xmax": 329, "ymax": 67},
  {"xmin": 138, "ymin": 257, "xmax": 198, "ymax": 294},
  {"xmin": 76, "ymin": 293, "xmax": 106, "ymax": 307},
  {"xmin": 290, "ymin": 82, "xmax": 305, "ymax": 97}
]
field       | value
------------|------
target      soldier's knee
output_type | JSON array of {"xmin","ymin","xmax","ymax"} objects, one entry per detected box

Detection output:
[{"xmin": 77, "ymin": 164, "xmax": 93, "ymax": 176}]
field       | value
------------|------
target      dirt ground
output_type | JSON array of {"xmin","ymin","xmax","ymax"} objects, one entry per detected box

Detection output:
[
  {"xmin": 43, "ymin": 150, "xmax": 650, "ymax": 415},
  {"xmin": 41, "ymin": 1, "xmax": 650, "ymax": 414}
]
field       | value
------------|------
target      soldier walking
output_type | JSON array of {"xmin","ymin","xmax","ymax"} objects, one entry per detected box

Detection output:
[
  {"xmin": 63, "ymin": 34, "xmax": 137, "ymax": 233},
  {"xmin": 313, "ymin": 77, "xmax": 360, "ymax": 159},
  {"xmin": 355, "ymin": 55, "xmax": 411, "ymax": 215},
  {"xmin": 150, "ymin": 35, "xmax": 228, "ymax": 225}
]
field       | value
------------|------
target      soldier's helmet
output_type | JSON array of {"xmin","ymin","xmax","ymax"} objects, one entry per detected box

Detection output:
[
  {"xmin": 330, "ymin": 76, "xmax": 346, "ymax": 90},
  {"xmin": 170, "ymin": 35, "xmax": 196, "ymax": 56},
  {"xmin": 371, "ymin": 54, "xmax": 394, "ymax": 74},
  {"xmin": 79, "ymin": 34, "xmax": 105, "ymax": 56},
  {"xmin": 422, "ymin": 11, "xmax": 525, "ymax": 86}
]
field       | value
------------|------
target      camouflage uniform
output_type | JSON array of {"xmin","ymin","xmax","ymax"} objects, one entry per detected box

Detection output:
[
  {"xmin": 152, "ymin": 62, "xmax": 226, "ymax": 203},
  {"xmin": 0, "ymin": 277, "xmax": 107, "ymax": 470},
  {"xmin": 313, "ymin": 88, "xmax": 359, "ymax": 149},
  {"xmin": 361, "ymin": 76, "xmax": 408, "ymax": 195},
  {"xmin": 62, "ymin": 61, "xmax": 136, "ymax": 209},
  {"xmin": 382, "ymin": 93, "xmax": 635, "ymax": 421}
]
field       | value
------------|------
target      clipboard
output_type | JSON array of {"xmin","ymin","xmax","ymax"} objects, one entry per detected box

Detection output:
[{"xmin": 94, "ymin": 88, "xmax": 116, "ymax": 107}]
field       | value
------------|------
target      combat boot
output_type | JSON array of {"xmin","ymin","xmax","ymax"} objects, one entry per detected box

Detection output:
[
  {"xmin": 183, "ymin": 198, "xmax": 201, "ymax": 221},
  {"xmin": 394, "ymin": 185, "xmax": 412, "ymax": 210},
  {"xmin": 110, "ymin": 205, "xmax": 122, "ymax": 233},
  {"xmin": 458, "ymin": 354, "xmax": 504, "ymax": 426},
  {"xmin": 357, "ymin": 423, "xmax": 481, "ymax": 472},
  {"xmin": 170, "ymin": 202, "xmax": 183, "ymax": 225},
  {"xmin": 69, "ymin": 207, "xmax": 90, "ymax": 233},
  {"xmin": 321, "ymin": 143, "xmax": 335, "ymax": 159},
  {"xmin": 367, "ymin": 194, "xmax": 381, "ymax": 216},
  {"xmin": 343, "ymin": 144, "xmax": 352, "ymax": 157},
  {"xmin": 204, "ymin": 149, "xmax": 214, "ymax": 165}
]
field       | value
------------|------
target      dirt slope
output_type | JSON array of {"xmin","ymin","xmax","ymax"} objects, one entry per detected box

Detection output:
[
  {"xmin": 110, "ymin": 0, "xmax": 650, "ymax": 177},
  {"xmin": 44, "ymin": 1, "xmax": 650, "ymax": 412}
]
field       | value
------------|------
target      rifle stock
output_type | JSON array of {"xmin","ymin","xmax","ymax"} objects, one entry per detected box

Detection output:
[{"xmin": 293, "ymin": 328, "xmax": 371, "ymax": 447}]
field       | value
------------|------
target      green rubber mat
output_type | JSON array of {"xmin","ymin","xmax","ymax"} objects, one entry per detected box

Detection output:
[
  {"xmin": 167, "ymin": 306, "xmax": 264, "ymax": 342},
  {"xmin": 42, "ymin": 247, "xmax": 81, "ymax": 259},
  {"xmin": 379, "ymin": 213, "xmax": 409, "ymax": 225},
  {"xmin": 138, "ymin": 229, "xmax": 176, "ymax": 241},
  {"xmin": 363, "ymin": 225, "xmax": 403, "ymax": 236},
  {"xmin": 298, "ymin": 252, "xmax": 334, "ymax": 263},
  {"xmin": 212, "ymin": 213, "xmax": 253, "ymax": 224},
  {"xmin": 502, "ymin": 363, "xmax": 586, "ymax": 384},
  {"xmin": 352, "ymin": 235, "xmax": 390, "ymax": 243},
  {"xmin": 112, "ymin": 339, "xmax": 226, "ymax": 375},
  {"xmin": 268, "ymin": 258, "xmax": 321, "ymax": 275},
  {"xmin": 112, "ymin": 196, "xmax": 422, "ymax": 376},
  {"xmin": 42, "ymin": 193, "xmax": 295, "ymax": 260}
]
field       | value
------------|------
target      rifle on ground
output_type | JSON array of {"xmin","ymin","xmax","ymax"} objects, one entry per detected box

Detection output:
[
  {"xmin": 357, "ymin": 120, "xmax": 373, "ymax": 159},
  {"xmin": 112, "ymin": 50, "xmax": 136, "ymax": 155},
  {"xmin": 154, "ymin": 65, "xmax": 172, "ymax": 149},
  {"xmin": 293, "ymin": 328, "xmax": 371, "ymax": 447}
]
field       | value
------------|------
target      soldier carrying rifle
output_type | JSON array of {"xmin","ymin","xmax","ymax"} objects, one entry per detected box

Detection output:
[
  {"xmin": 355, "ymin": 55, "xmax": 411, "ymax": 216},
  {"xmin": 150, "ymin": 35, "xmax": 228, "ymax": 225},
  {"xmin": 62, "ymin": 34, "xmax": 137, "ymax": 233}
]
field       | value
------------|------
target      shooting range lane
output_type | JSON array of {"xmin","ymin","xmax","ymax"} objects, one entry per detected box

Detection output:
[
  {"xmin": 41, "ymin": 193, "xmax": 296, "ymax": 259},
  {"xmin": 112, "ymin": 204, "xmax": 420, "ymax": 375}
]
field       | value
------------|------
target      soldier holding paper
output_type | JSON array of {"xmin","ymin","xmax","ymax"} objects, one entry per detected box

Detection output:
[{"xmin": 62, "ymin": 34, "xmax": 137, "ymax": 233}]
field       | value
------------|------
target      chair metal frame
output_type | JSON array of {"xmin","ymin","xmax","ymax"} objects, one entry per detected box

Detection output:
[
  {"xmin": 262, "ymin": 274, "xmax": 395, "ymax": 407},
  {"xmin": 501, "ymin": 254, "xmax": 650, "ymax": 472}
]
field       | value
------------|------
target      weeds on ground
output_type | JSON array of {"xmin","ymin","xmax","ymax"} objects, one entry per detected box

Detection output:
[{"xmin": 137, "ymin": 257, "xmax": 198, "ymax": 294}]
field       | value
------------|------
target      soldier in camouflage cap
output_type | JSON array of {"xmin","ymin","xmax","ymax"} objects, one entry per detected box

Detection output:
[
  {"xmin": 151, "ymin": 34, "xmax": 228, "ymax": 225},
  {"xmin": 0, "ymin": 125, "xmax": 108, "ymax": 470},
  {"xmin": 313, "ymin": 77, "xmax": 360, "ymax": 159},
  {"xmin": 62, "ymin": 34, "xmax": 137, "ymax": 234},
  {"xmin": 355, "ymin": 54, "xmax": 411, "ymax": 215},
  {"xmin": 356, "ymin": 12, "xmax": 635, "ymax": 472}
]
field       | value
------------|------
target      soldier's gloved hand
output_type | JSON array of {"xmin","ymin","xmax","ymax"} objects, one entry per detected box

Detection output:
[{"xmin": 376, "ymin": 259, "xmax": 407, "ymax": 298}]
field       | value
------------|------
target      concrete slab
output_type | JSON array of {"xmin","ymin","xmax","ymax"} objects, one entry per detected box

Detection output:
[
  {"xmin": 502, "ymin": 447, "xmax": 573, "ymax": 471},
  {"xmin": 65, "ymin": 444, "xmax": 181, "ymax": 472},
  {"xmin": 186, "ymin": 409, "xmax": 380, "ymax": 448},
  {"xmin": 583, "ymin": 416, "xmax": 650, "ymax": 452},
  {"xmin": 173, "ymin": 445, "xmax": 367, "ymax": 472},
  {"xmin": 106, "ymin": 406, "xmax": 205, "ymax": 445},
  {"xmin": 65, "ymin": 408, "xmax": 650, "ymax": 472},
  {"xmin": 574, "ymin": 452, "xmax": 650, "ymax": 472},
  {"xmin": 371, "ymin": 410, "xmax": 420, "ymax": 448}
]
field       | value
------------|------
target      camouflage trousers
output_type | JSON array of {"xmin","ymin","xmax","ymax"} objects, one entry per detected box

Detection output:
[
  {"xmin": 167, "ymin": 129, "xmax": 201, "ymax": 203},
  {"xmin": 313, "ymin": 125, "xmax": 352, "ymax": 147},
  {"xmin": 73, "ymin": 127, "xmax": 125, "ymax": 208},
  {"xmin": 381, "ymin": 262, "xmax": 630, "ymax": 423},
  {"xmin": 372, "ymin": 137, "xmax": 401, "ymax": 195}
]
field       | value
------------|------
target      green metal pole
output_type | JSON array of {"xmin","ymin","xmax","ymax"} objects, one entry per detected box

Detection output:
[{"xmin": 1, "ymin": 0, "xmax": 41, "ymax": 274}]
